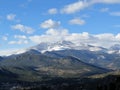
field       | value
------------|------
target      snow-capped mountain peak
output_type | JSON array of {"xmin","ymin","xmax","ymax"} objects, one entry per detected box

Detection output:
[
  {"xmin": 110, "ymin": 44, "xmax": 120, "ymax": 50},
  {"xmin": 30, "ymin": 40, "xmax": 106, "ymax": 53},
  {"xmin": 31, "ymin": 40, "xmax": 74, "ymax": 53},
  {"xmin": 1, "ymin": 40, "xmax": 120, "ymax": 56},
  {"xmin": 108, "ymin": 44, "xmax": 120, "ymax": 54}
]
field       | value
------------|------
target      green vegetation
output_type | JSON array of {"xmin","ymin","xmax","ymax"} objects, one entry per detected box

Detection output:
[
  {"xmin": 0, "ymin": 52, "xmax": 108, "ymax": 82},
  {"xmin": 0, "ymin": 50, "xmax": 119, "ymax": 90}
]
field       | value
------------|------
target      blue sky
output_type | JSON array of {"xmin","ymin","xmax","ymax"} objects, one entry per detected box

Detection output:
[{"xmin": 0, "ymin": 0, "xmax": 120, "ymax": 55}]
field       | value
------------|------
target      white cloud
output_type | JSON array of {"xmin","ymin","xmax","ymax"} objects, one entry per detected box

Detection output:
[
  {"xmin": 92, "ymin": 0, "xmax": 120, "ymax": 4},
  {"xmin": 29, "ymin": 29, "xmax": 120, "ymax": 48},
  {"xmin": 69, "ymin": 18, "xmax": 86, "ymax": 25},
  {"xmin": 61, "ymin": 0, "xmax": 120, "ymax": 14},
  {"xmin": 29, "ymin": 28, "xmax": 68, "ymax": 43},
  {"xmin": 3, "ymin": 32, "xmax": 120, "ymax": 56},
  {"xmin": 14, "ymin": 35, "xmax": 27, "ymax": 39},
  {"xmin": 11, "ymin": 24, "xmax": 34, "ymax": 34},
  {"xmin": 61, "ymin": 0, "xmax": 89, "ymax": 14},
  {"xmin": 40, "ymin": 19, "xmax": 60, "ymax": 29},
  {"xmin": 8, "ymin": 35, "xmax": 28, "ymax": 45},
  {"xmin": 95, "ymin": 33, "xmax": 115, "ymax": 41},
  {"xmin": 116, "ymin": 33, "xmax": 120, "ymax": 40},
  {"xmin": 93, "ymin": 33, "xmax": 120, "ymax": 47},
  {"xmin": 0, "ymin": 48, "xmax": 27, "ymax": 56},
  {"xmin": 48, "ymin": 8, "xmax": 58, "ymax": 14},
  {"xmin": 46, "ymin": 28, "xmax": 68, "ymax": 36},
  {"xmin": 9, "ymin": 40, "xmax": 28, "ymax": 45},
  {"xmin": 110, "ymin": 12, "xmax": 120, "ymax": 16},
  {"xmin": 7, "ymin": 14, "xmax": 16, "ymax": 21}
]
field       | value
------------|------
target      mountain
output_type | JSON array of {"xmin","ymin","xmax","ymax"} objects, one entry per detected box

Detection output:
[
  {"xmin": 1, "ymin": 40, "xmax": 120, "ymax": 70},
  {"xmin": 0, "ymin": 51, "xmax": 108, "ymax": 82},
  {"xmin": 1, "ymin": 40, "xmax": 120, "ymax": 82},
  {"xmin": 110, "ymin": 44, "xmax": 120, "ymax": 50},
  {"xmin": 31, "ymin": 40, "xmax": 107, "ymax": 53},
  {"xmin": 0, "ymin": 56, "xmax": 3, "ymax": 61},
  {"xmin": 1, "ymin": 40, "xmax": 120, "ymax": 57},
  {"xmin": 44, "ymin": 50, "xmax": 118, "ymax": 69},
  {"xmin": 108, "ymin": 44, "xmax": 120, "ymax": 54},
  {"xmin": 31, "ymin": 40, "xmax": 74, "ymax": 53},
  {"xmin": 27, "ymin": 41, "xmax": 120, "ymax": 70},
  {"xmin": 1, "ymin": 40, "xmax": 119, "ymax": 70}
]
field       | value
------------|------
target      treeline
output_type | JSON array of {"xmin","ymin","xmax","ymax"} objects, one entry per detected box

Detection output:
[{"xmin": 0, "ymin": 75, "xmax": 120, "ymax": 90}]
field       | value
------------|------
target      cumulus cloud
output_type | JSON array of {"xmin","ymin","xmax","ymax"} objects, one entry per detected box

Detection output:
[
  {"xmin": 95, "ymin": 34, "xmax": 115, "ymax": 44},
  {"xmin": 69, "ymin": 18, "xmax": 86, "ymax": 25},
  {"xmin": 29, "ymin": 29, "xmax": 120, "ymax": 48},
  {"xmin": 29, "ymin": 28, "xmax": 68, "ymax": 43},
  {"xmin": 46, "ymin": 28, "xmax": 68, "ymax": 36},
  {"xmin": 14, "ymin": 35, "xmax": 27, "ymax": 39},
  {"xmin": 115, "ymin": 34, "xmax": 120, "ymax": 40},
  {"xmin": 61, "ymin": 0, "xmax": 120, "ymax": 14},
  {"xmin": 8, "ymin": 35, "xmax": 28, "ymax": 45},
  {"xmin": 61, "ymin": 0, "xmax": 89, "ymax": 14},
  {"xmin": 11, "ymin": 24, "xmax": 34, "ymax": 34},
  {"xmin": 9, "ymin": 40, "xmax": 28, "ymax": 45},
  {"xmin": 0, "ymin": 48, "xmax": 27, "ymax": 56},
  {"xmin": 40, "ymin": 19, "xmax": 60, "ymax": 29},
  {"xmin": 48, "ymin": 8, "xmax": 58, "ymax": 14},
  {"xmin": 6, "ymin": 14, "xmax": 16, "ymax": 21},
  {"xmin": 92, "ymin": 0, "xmax": 120, "ymax": 4}
]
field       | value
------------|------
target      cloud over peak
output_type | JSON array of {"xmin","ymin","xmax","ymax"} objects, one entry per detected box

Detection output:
[
  {"xmin": 29, "ymin": 28, "xmax": 68, "ymax": 43},
  {"xmin": 29, "ymin": 28, "xmax": 120, "ymax": 48}
]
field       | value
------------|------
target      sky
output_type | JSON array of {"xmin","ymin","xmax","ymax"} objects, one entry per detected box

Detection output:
[{"xmin": 0, "ymin": 0, "xmax": 120, "ymax": 55}]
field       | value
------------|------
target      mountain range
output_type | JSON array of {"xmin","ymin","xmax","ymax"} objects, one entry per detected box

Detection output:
[{"xmin": 0, "ymin": 40, "xmax": 120, "ymax": 82}]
